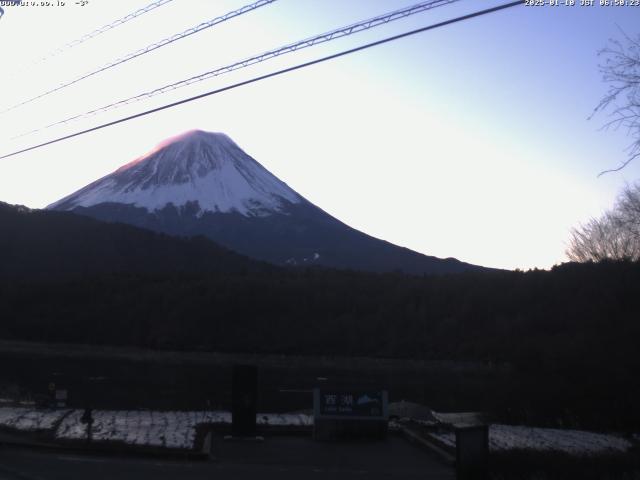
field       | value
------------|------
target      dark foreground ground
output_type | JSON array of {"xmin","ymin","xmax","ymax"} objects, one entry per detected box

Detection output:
[{"xmin": 0, "ymin": 436, "xmax": 454, "ymax": 480}]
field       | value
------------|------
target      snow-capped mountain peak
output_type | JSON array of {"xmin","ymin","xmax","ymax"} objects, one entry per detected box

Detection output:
[
  {"xmin": 49, "ymin": 130, "xmax": 301, "ymax": 216},
  {"xmin": 48, "ymin": 130, "xmax": 484, "ymax": 275}
]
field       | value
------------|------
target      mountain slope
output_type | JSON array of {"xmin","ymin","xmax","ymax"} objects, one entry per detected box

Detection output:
[
  {"xmin": 50, "ymin": 131, "xmax": 300, "ymax": 216},
  {"xmin": 0, "ymin": 202, "xmax": 269, "ymax": 279},
  {"xmin": 49, "ymin": 130, "xmax": 485, "ymax": 275}
]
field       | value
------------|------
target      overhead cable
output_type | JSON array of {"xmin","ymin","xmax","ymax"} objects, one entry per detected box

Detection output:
[
  {"xmin": 2, "ymin": 0, "xmax": 277, "ymax": 114},
  {"xmin": 0, "ymin": 1, "xmax": 524, "ymax": 161},
  {"xmin": 41, "ymin": 0, "xmax": 176, "ymax": 62},
  {"xmin": 15, "ymin": 0, "xmax": 459, "ymax": 138}
]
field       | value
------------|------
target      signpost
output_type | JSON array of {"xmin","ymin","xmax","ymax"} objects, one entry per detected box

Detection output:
[
  {"xmin": 231, "ymin": 365, "xmax": 258, "ymax": 438},
  {"xmin": 48, "ymin": 380, "xmax": 68, "ymax": 409},
  {"xmin": 313, "ymin": 388, "xmax": 388, "ymax": 440},
  {"xmin": 80, "ymin": 408, "xmax": 94, "ymax": 444},
  {"xmin": 54, "ymin": 389, "xmax": 68, "ymax": 408}
]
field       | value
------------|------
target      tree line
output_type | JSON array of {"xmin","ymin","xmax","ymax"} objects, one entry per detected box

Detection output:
[{"xmin": 1, "ymin": 260, "xmax": 638, "ymax": 430}]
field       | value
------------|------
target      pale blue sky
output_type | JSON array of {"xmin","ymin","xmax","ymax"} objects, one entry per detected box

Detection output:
[{"xmin": 1, "ymin": 0, "xmax": 639, "ymax": 270}]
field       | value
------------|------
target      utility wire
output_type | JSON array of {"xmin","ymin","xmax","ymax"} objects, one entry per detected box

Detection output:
[
  {"xmin": 1, "ymin": 0, "xmax": 276, "ymax": 114},
  {"xmin": 0, "ymin": 1, "xmax": 524, "ymax": 161},
  {"xmin": 14, "ymin": 0, "xmax": 459, "ymax": 139},
  {"xmin": 7, "ymin": 0, "xmax": 176, "ymax": 80},
  {"xmin": 40, "ymin": 0, "xmax": 175, "ymax": 64}
]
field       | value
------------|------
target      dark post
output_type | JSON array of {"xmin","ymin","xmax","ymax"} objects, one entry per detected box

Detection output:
[
  {"xmin": 455, "ymin": 425, "xmax": 489, "ymax": 480},
  {"xmin": 80, "ymin": 408, "xmax": 94, "ymax": 444},
  {"xmin": 232, "ymin": 365, "xmax": 258, "ymax": 437}
]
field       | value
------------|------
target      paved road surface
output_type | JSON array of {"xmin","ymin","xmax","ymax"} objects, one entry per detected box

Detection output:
[{"xmin": 0, "ymin": 435, "xmax": 454, "ymax": 479}]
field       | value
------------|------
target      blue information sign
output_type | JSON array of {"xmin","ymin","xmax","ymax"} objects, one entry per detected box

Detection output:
[{"xmin": 314, "ymin": 389, "xmax": 388, "ymax": 419}]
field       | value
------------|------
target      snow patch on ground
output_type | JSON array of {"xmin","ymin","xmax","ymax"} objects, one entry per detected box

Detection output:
[
  {"xmin": 0, "ymin": 407, "xmax": 69, "ymax": 431},
  {"xmin": 0, "ymin": 407, "xmax": 313, "ymax": 449},
  {"xmin": 2, "ymin": 406, "xmax": 629, "ymax": 456},
  {"xmin": 432, "ymin": 411, "xmax": 485, "ymax": 426},
  {"xmin": 56, "ymin": 410, "xmax": 231, "ymax": 449},
  {"xmin": 50, "ymin": 410, "xmax": 311, "ymax": 449},
  {"xmin": 429, "ymin": 424, "xmax": 632, "ymax": 455},
  {"xmin": 389, "ymin": 400, "xmax": 437, "ymax": 422},
  {"xmin": 258, "ymin": 413, "xmax": 313, "ymax": 427},
  {"xmin": 0, "ymin": 407, "xmax": 314, "ymax": 450}
]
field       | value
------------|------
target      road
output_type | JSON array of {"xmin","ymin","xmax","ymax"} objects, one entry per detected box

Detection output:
[{"xmin": 0, "ymin": 435, "xmax": 454, "ymax": 479}]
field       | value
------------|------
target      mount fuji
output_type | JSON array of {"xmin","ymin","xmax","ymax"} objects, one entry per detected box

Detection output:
[{"xmin": 49, "ymin": 130, "xmax": 482, "ymax": 274}]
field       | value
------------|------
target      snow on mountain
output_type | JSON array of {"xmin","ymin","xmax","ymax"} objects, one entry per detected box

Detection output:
[
  {"xmin": 49, "ymin": 130, "xmax": 301, "ymax": 216},
  {"xmin": 48, "ymin": 130, "xmax": 485, "ymax": 274}
]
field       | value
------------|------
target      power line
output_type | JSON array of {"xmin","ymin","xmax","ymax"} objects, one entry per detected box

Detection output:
[
  {"xmin": 8, "ymin": 0, "xmax": 176, "ymax": 79},
  {"xmin": 43, "ymin": 0, "xmax": 176, "ymax": 63},
  {"xmin": 15, "ymin": 0, "xmax": 460, "ymax": 138},
  {"xmin": 0, "ymin": 1, "xmax": 524, "ymax": 161},
  {"xmin": 1, "ymin": 0, "xmax": 277, "ymax": 114}
]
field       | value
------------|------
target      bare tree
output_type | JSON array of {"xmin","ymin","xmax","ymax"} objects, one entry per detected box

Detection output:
[
  {"xmin": 617, "ymin": 183, "xmax": 640, "ymax": 239},
  {"xmin": 567, "ymin": 183, "xmax": 640, "ymax": 262},
  {"xmin": 593, "ymin": 30, "xmax": 640, "ymax": 176}
]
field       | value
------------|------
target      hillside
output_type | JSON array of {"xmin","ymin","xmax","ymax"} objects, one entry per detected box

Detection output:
[{"xmin": 0, "ymin": 202, "xmax": 270, "ymax": 278}]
